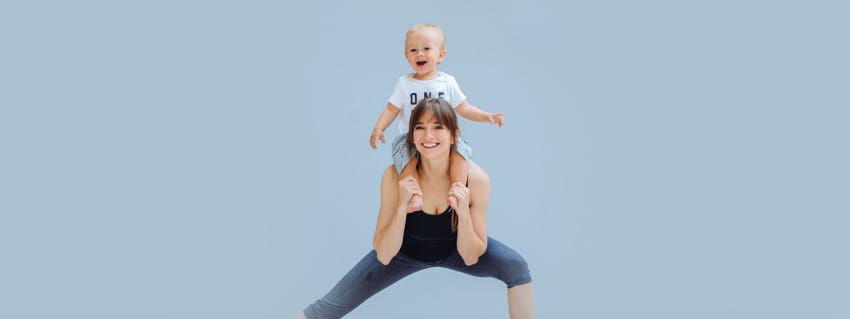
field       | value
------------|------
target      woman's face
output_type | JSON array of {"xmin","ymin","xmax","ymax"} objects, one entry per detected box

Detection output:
[{"xmin": 412, "ymin": 110, "xmax": 455, "ymax": 160}]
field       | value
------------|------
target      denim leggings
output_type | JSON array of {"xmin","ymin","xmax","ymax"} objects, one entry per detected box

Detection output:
[{"xmin": 303, "ymin": 237, "xmax": 532, "ymax": 319}]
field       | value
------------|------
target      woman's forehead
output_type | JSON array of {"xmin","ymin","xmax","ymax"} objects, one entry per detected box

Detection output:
[{"xmin": 415, "ymin": 111, "xmax": 441, "ymax": 123}]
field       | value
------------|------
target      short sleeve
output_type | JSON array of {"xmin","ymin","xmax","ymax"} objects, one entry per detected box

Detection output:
[
  {"xmin": 446, "ymin": 75, "xmax": 467, "ymax": 108},
  {"xmin": 387, "ymin": 78, "xmax": 405, "ymax": 109}
]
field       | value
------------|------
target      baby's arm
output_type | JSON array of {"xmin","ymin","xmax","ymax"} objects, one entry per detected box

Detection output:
[
  {"xmin": 454, "ymin": 101, "xmax": 504, "ymax": 127},
  {"xmin": 370, "ymin": 103, "xmax": 401, "ymax": 149}
]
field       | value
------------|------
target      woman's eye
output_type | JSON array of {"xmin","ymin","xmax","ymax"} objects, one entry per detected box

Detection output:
[{"xmin": 414, "ymin": 126, "xmax": 423, "ymax": 130}]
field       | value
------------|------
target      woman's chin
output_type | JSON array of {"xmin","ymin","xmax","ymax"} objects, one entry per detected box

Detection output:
[{"xmin": 417, "ymin": 149, "xmax": 450, "ymax": 160}]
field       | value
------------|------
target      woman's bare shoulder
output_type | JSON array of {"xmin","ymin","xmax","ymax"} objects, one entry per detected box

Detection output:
[
  {"xmin": 467, "ymin": 161, "xmax": 490, "ymax": 186},
  {"xmin": 381, "ymin": 164, "xmax": 400, "ymax": 182}
]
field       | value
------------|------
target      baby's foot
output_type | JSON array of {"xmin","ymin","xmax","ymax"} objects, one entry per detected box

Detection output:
[
  {"xmin": 406, "ymin": 194, "xmax": 423, "ymax": 213},
  {"xmin": 448, "ymin": 195, "xmax": 458, "ymax": 211}
]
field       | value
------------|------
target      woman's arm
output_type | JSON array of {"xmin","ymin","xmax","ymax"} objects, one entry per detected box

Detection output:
[
  {"xmin": 372, "ymin": 165, "xmax": 417, "ymax": 265},
  {"xmin": 452, "ymin": 162, "xmax": 490, "ymax": 266}
]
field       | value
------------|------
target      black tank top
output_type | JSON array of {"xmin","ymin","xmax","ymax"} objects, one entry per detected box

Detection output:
[{"xmin": 399, "ymin": 207, "xmax": 457, "ymax": 262}]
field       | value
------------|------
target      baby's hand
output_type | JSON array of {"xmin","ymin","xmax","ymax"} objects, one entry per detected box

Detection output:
[
  {"xmin": 489, "ymin": 113, "xmax": 504, "ymax": 127},
  {"xmin": 370, "ymin": 130, "xmax": 386, "ymax": 149}
]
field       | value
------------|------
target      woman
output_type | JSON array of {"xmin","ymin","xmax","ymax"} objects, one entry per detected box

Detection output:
[{"xmin": 295, "ymin": 98, "xmax": 535, "ymax": 318}]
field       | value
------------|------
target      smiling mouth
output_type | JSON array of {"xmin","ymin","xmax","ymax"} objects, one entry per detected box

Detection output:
[
  {"xmin": 421, "ymin": 143, "xmax": 438, "ymax": 149},
  {"xmin": 416, "ymin": 61, "xmax": 426, "ymax": 66}
]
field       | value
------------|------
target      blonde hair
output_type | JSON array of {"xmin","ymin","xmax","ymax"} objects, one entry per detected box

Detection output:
[{"xmin": 406, "ymin": 24, "xmax": 446, "ymax": 50}]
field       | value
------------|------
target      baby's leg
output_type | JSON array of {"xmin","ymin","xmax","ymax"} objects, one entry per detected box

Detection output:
[
  {"xmin": 399, "ymin": 156, "xmax": 423, "ymax": 213},
  {"xmin": 448, "ymin": 151, "xmax": 469, "ymax": 210}
]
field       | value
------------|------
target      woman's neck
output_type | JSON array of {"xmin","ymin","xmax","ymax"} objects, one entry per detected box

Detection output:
[{"xmin": 417, "ymin": 156, "xmax": 451, "ymax": 183}]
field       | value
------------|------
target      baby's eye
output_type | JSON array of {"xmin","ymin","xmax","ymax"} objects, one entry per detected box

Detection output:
[
  {"xmin": 409, "ymin": 49, "xmax": 416, "ymax": 52},
  {"xmin": 424, "ymin": 47, "xmax": 430, "ymax": 51}
]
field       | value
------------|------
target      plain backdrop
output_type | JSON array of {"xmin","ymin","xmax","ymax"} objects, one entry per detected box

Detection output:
[{"xmin": 1, "ymin": 0, "xmax": 848, "ymax": 318}]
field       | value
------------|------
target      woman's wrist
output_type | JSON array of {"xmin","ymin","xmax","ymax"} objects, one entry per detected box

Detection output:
[
  {"xmin": 396, "ymin": 204, "xmax": 408, "ymax": 215},
  {"xmin": 455, "ymin": 207, "xmax": 472, "ymax": 218}
]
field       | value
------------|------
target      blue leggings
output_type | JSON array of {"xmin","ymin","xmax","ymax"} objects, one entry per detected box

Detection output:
[{"xmin": 303, "ymin": 237, "xmax": 532, "ymax": 319}]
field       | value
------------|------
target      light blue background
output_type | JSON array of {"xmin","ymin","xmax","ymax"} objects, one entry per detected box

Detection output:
[{"xmin": 1, "ymin": 0, "xmax": 848, "ymax": 318}]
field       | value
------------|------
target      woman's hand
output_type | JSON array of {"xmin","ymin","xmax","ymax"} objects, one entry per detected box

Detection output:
[
  {"xmin": 448, "ymin": 182, "xmax": 471, "ymax": 216},
  {"xmin": 398, "ymin": 176, "xmax": 421, "ymax": 213}
]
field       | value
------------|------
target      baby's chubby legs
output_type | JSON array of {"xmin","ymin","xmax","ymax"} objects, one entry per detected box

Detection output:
[
  {"xmin": 399, "ymin": 156, "xmax": 423, "ymax": 213},
  {"xmin": 448, "ymin": 151, "xmax": 468, "ymax": 210}
]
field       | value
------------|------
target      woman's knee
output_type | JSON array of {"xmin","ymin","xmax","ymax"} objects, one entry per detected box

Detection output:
[
  {"xmin": 482, "ymin": 239, "xmax": 533, "ymax": 287},
  {"xmin": 500, "ymin": 251, "xmax": 531, "ymax": 287}
]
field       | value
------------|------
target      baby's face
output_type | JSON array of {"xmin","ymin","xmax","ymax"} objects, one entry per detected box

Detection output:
[{"xmin": 405, "ymin": 28, "xmax": 445, "ymax": 78}]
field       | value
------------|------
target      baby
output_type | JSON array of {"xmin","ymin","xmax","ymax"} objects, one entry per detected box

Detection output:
[{"xmin": 370, "ymin": 23, "xmax": 504, "ymax": 212}]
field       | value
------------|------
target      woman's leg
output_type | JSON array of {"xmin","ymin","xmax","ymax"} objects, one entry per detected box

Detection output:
[
  {"xmin": 508, "ymin": 283, "xmax": 536, "ymax": 319},
  {"xmin": 301, "ymin": 250, "xmax": 427, "ymax": 319},
  {"xmin": 442, "ymin": 237, "xmax": 535, "ymax": 318}
]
